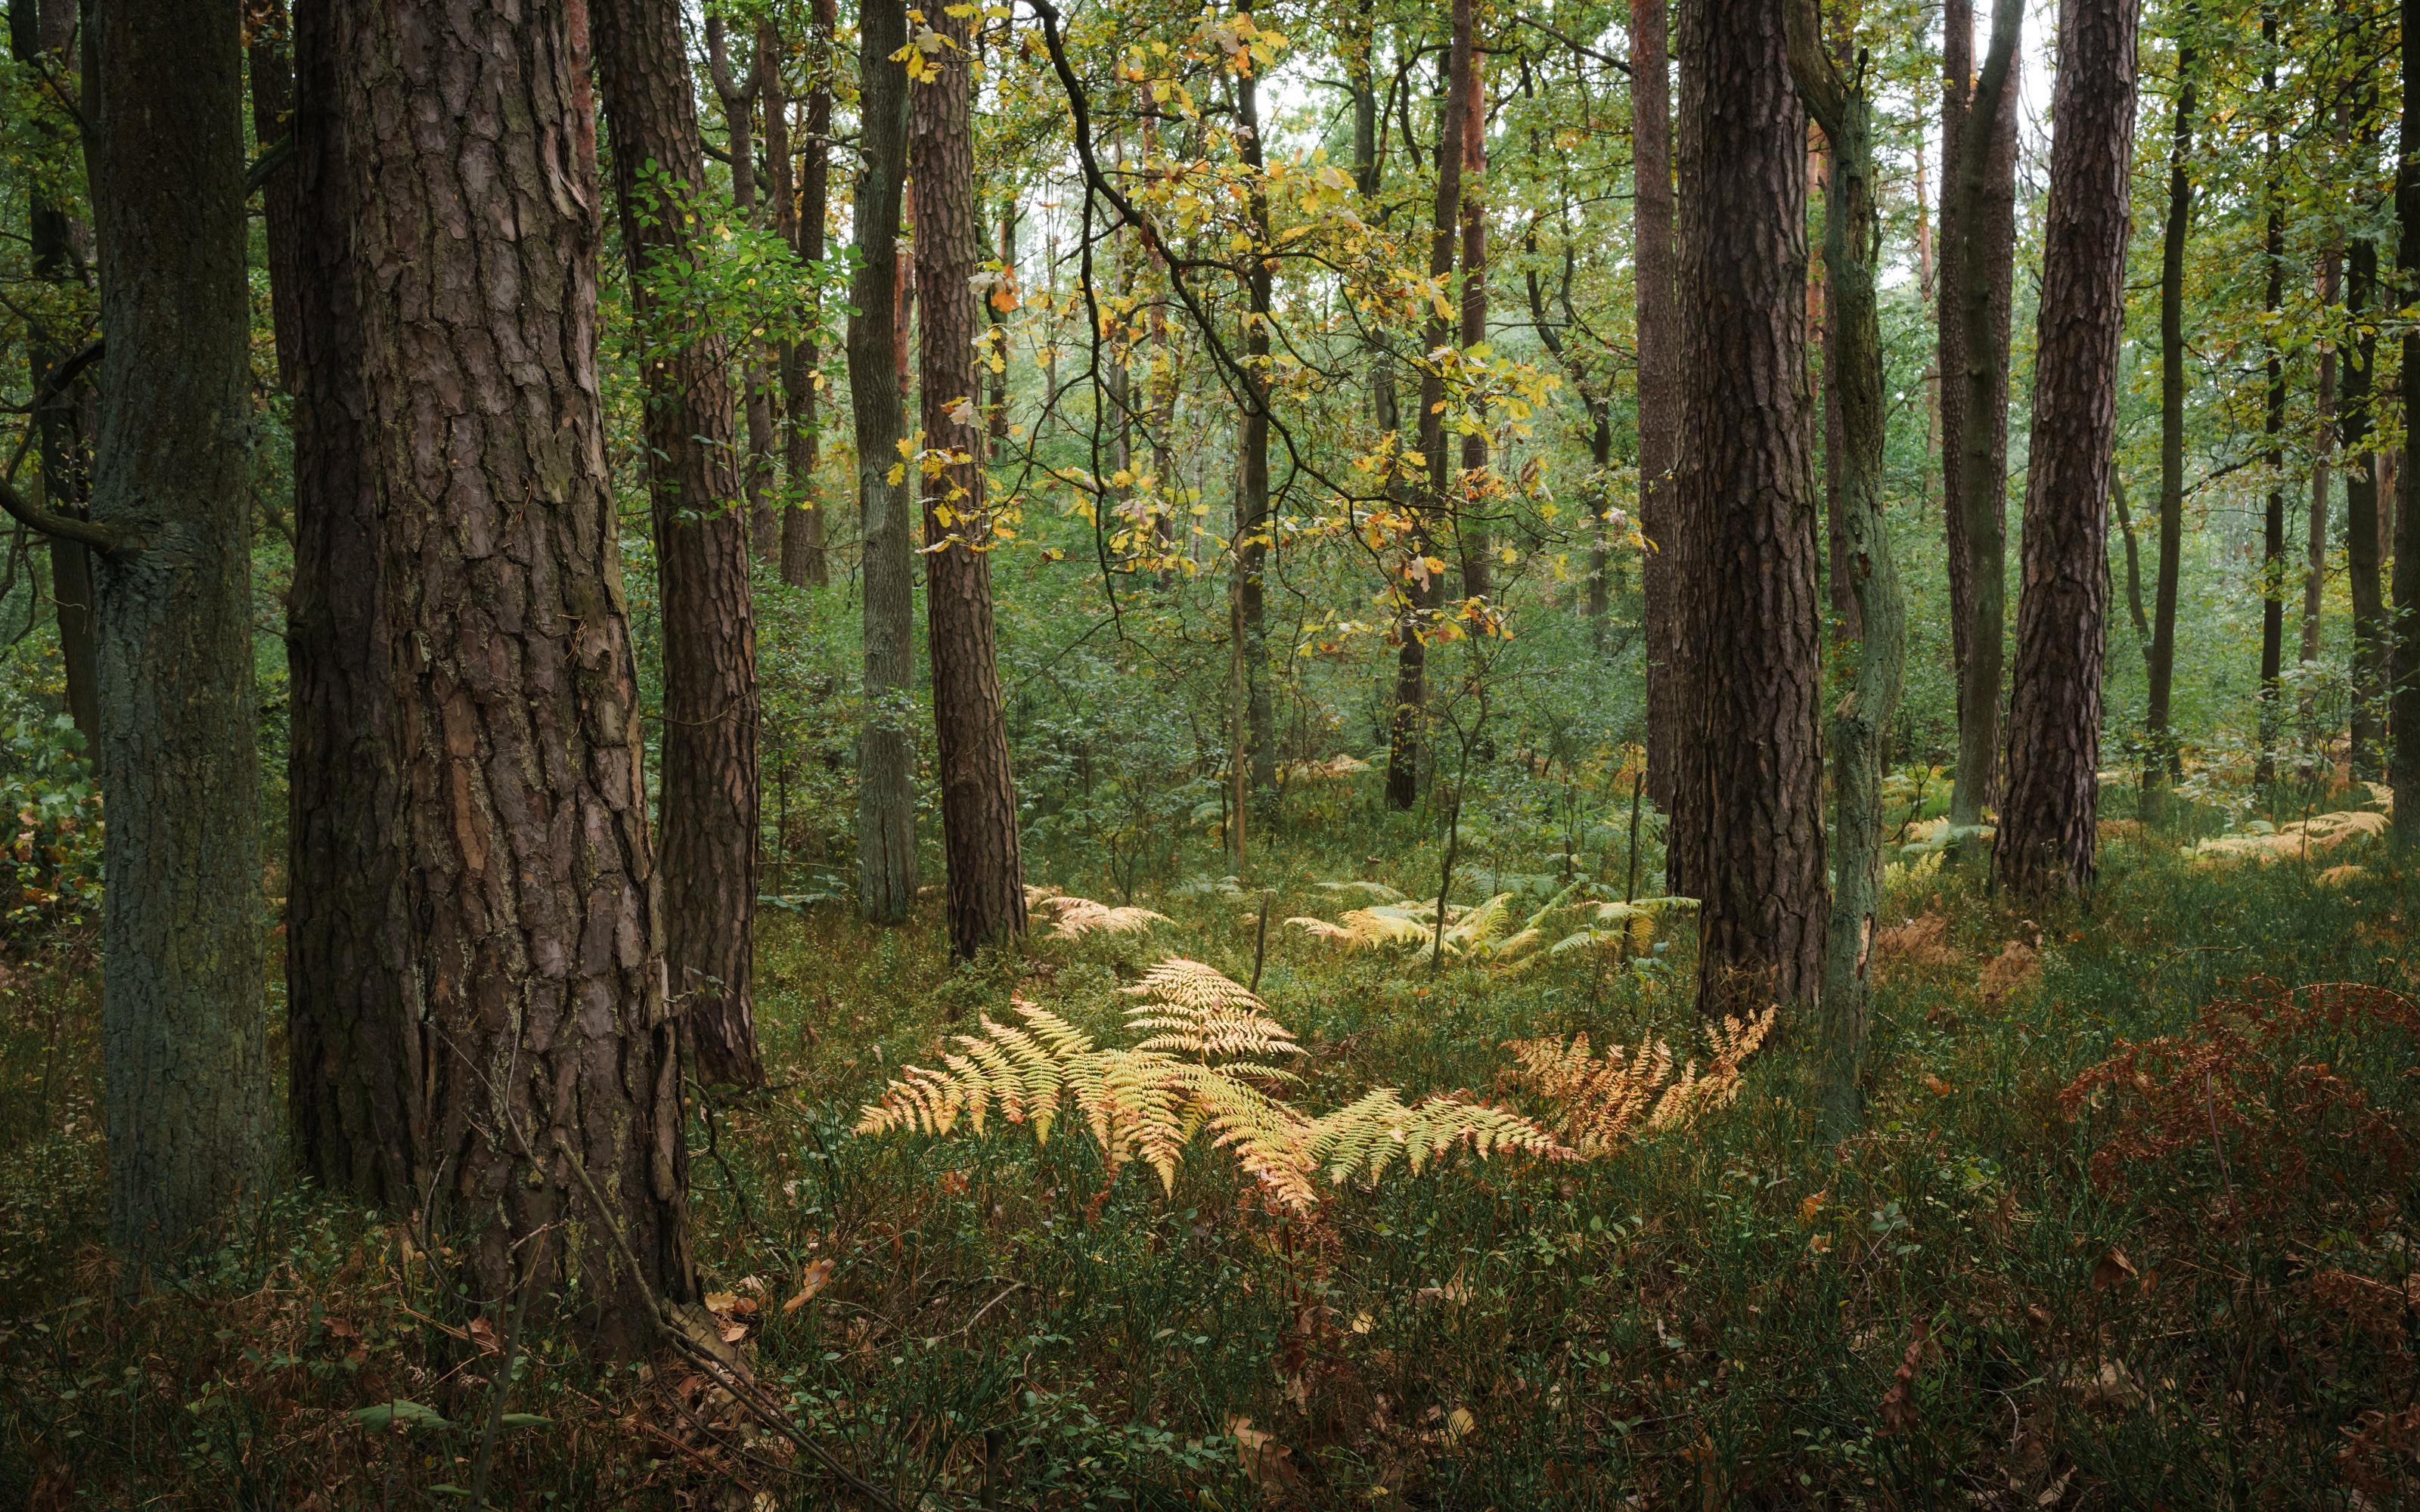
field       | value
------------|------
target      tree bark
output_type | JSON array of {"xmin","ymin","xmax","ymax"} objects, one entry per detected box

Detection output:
[
  {"xmin": 852, "ymin": 0, "xmax": 920, "ymax": 922},
  {"xmin": 1675, "ymin": 0, "xmax": 1826, "ymax": 1018},
  {"xmin": 594, "ymin": 0, "xmax": 765, "ymax": 1088},
  {"xmin": 1457, "ymin": 50, "xmax": 1491, "ymax": 603},
  {"xmin": 85, "ymin": 0, "xmax": 269, "ymax": 1265},
  {"xmin": 1786, "ymin": 0, "xmax": 1903, "ymax": 1136},
  {"xmin": 1939, "ymin": 0, "xmax": 1972, "ymax": 683},
  {"xmin": 705, "ymin": 17, "xmax": 780, "ymax": 563},
  {"xmin": 285, "ymin": 0, "xmax": 417, "ymax": 1207},
  {"xmin": 2395, "ymin": 0, "xmax": 2420, "ymax": 846},
  {"xmin": 2345, "ymin": 234, "xmax": 2385, "ymax": 779},
  {"xmin": 11, "ymin": 0, "xmax": 99, "ymax": 761},
  {"xmin": 1946, "ymin": 0, "xmax": 2019, "ymax": 832},
  {"xmin": 2143, "ymin": 36, "xmax": 2195, "ymax": 816},
  {"xmin": 1992, "ymin": 0, "xmax": 2140, "ymax": 896},
  {"xmin": 913, "ymin": 0, "xmax": 1028, "ymax": 959},
  {"xmin": 1634, "ymin": 0, "xmax": 1681, "ymax": 821},
  {"xmin": 2257, "ymin": 26, "xmax": 2285, "ymax": 793},
  {"xmin": 1236, "ymin": 44, "xmax": 1275, "ymax": 793},
  {"xmin": 780, "ymin": 0, "xmax": 836, "ymax": 587},
  {"xmin": 247, "ymin": 0, "xmax": 304, "ymax": 394},
  {"xmin": 2304, "ymin": 246, "xmax": 2337, "ymax": 749},
  {"xmin": 339, "ymin": 0, "xmax": 698, "ymax": 1350},
  {"xmin": 1388, "ymin": 0, "xmax": 1472, "ymax": 812}
]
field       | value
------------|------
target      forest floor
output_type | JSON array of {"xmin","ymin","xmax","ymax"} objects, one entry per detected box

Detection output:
[{"xmin": 2, "ymin": 790, "xmax": 2416, "ymax": 1509}]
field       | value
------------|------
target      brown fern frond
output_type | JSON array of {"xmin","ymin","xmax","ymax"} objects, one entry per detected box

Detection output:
[
  {"xmin": 1038, "ymin": 893, "xmax": 1172, "ymax": 939},
  {"xmin": 1505, "ymin": 1033, "xmax": 1674, "ymax": 1154}
]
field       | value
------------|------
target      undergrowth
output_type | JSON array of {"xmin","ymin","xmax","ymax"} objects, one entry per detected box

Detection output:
[{"xmin": 2, "ymin": 800, "xmax": 2417, "ymax": 1508}]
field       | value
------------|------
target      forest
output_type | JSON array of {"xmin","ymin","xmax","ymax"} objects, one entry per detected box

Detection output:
[{"xmin": 2, "ymin": 0, "xmax": 2418, "ymax": 1503}]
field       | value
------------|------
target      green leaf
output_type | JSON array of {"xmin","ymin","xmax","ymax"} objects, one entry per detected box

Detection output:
[{"xmin": 351, "ymin": 1398, "xmax": 451, "ymax": 1431}]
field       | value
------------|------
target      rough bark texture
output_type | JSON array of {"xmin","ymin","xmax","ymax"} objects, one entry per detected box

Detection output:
[
  {"xmin": 2345, "ymin": 236, "xmax": 2384, "ymax": 779},
  {"xmin": 285, "ymin": 0, "xmax": 417, "ymax": 1207},
  {"xmin": 247, "ymin": 0, "xmax": 304, "ymax": 394},
  {"xmin": 1946, "ymin": 0, "xmax": 2019, "ymax": 831},
  {"xmin": 1938, "ymin": 0, "xmax": 1972, "ymax": 680},
  {"xmin": 1993, "ymin": 0, "xmax": 2139, "ymax": 896},
  {"xmin": 594, "ymin": 0, "xmax": 765, "ymax": 1088},
  {"xmin": 1387, "ymin": 0, "xmax": 1472, "ymax": 812},
  {"xmin": 914, "ymin": 1, "xmax": 1028, "ymax": 959},
  {"xmin": 2396, "ymin": 0, "xmax": 2420, "ymax": 847},
  {"xmin": 340, "ymin": 0, "xmax": 697, "ymax": 1350},
  {"xmin": 2257, "ymin": 33, "xmax": 2285, "ymax": 792},
  {"xmin": 2304, "ymin": 247, "xmax": 2336, "ymax": 742},
  {"xmin": 12, "ymin": 0, "xmax": 99, "ymax": 760},
  {"xmin": 1457, "ymin": 52, "xmax": 1491, "ymax": 603},
  {"xmin": 852, "ymin": 0, "xmax": 919, "ymax": 921},
  {"xmin": 1788, "ymin": 0, "xmax": 1903, "ymax": 1136},
  {"xmin": 1634, "ymin": 0, "xmax": 1681, "ymax": 820},
  {"xmin": 1237, "ymin": 54, "xmax": 1275, "ymax": 793},
  {"xmin": 87, "ymin": 0, "xmax": 269, "ymax": 1263},
  {"xmin": 2144, "ymin": 39, "xmax": 2195, "ymax": 810},
  {"xmin": 779, "ymin": 1, "xmax": 835, "ymax": 587},
  {"xmin": 1675, "ymin": 0, "xmax": 1826, "ymax": 1018}
]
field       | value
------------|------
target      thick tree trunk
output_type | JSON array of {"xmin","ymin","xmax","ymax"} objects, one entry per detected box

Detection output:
[
  {"xmin": 1634, "ymin": 0, "xmax": 1681, "ymax": 820},
  {"xmin": 1388, "ymin": 0, "xmax": 1472, "ymax": 812},
  {"xmin": 596, "ymin": 0, "xmax": 765, "ymax": 1089},
  {"xmin": 2258, "ymin": 35, "xmax": 2285, "ymax": 793},
  {"xmin": 1457, "ymin": 52, "xmax": 1491, "ymax": 603},
  {"xmin": 914, "ymin": 0, "xmax": 1027, "ymax": 959},
  {"xmin": 1676, "ymin": 0, "xmax": 1826, "ymax": 1018},
  {"xmin": 12, "ymin": 0, "xmax": 99, "ymax": 761},
  {"xmin": 1946, "ymin": 0, "xmax": 2019, "ymax": 832},
  {"xmin": 2143, "ymin": 41, "xmax": 2195, "ymax": 815},
  {"xmin": 340, "ymin": 0, "xmax": 698, "ymax": 1351},
  {"xmin": 86, "ymin": 0, "xmax": 269, "ymax": 1265},
  {"xmin": 852, "ymin": 0, "xmax": 919, "ymax": 921},
  {"xmin": 1236, "ymin": 54, "xmax": 1275, "ymax": 794},
  {"xmin": 2395, "ymin": 0, "xmax": 2420, "ymax": 846},
  {"xmin": 1993, "ymin": 0, "xmax": 2139, "ymax": 895},
  {"xmin": 285, "ymin": 0, "xmax": 417, "ymax": 1207},
  {"xmin": 780, "ymin": 0, "xmax": 836, "ymax": 587},
  {"xmin": 1787, "ymin": 0, "xmax": 1903, "ymax": 1136},
  {"xmin": 2345, "ymin": 237, "xmax": 2385, "ymax": 779}
]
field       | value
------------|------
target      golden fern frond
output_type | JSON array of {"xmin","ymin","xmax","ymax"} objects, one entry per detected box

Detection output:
[
  {"xmin": 854, "ymin": 999, "xmax": 1099, "ymax": 1142},
  {"xmin": 1504, "ymin": 1033, "xmax": 1675, "ymax": 1154},
  {"xmin": 1315, "ymin": 878, "xmax": 1406, "ymax": 902},
  {"xmin": 1649, "ymin": 1008, "xmax": 1776, "ymax": 1129},
  {"xmin": 1300, "ymin": 1089, "xmax": 1572, "ymax": 1192},
  {"xmin": 1038, "ymin": 894, "xmax": 1171, "ymax": 939},
  {"xmin": 1286, "ymin": 916, "xmax": 1356, "ymax": 942},
  {"xmin": 1122, "ymin": 958, "xmax": 1304, "ymax": 1065},
  {"xmin": 1342, "ymin": 903, "xmax": 1443, "ymax": 949},
  {"xmin": 1443, "ymin": 893, "xmax": 1516, "ymax": 953}
]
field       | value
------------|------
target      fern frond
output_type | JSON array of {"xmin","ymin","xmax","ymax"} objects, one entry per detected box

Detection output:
[
  {"xmin": 1038, "ymin": 894, "xmax": 1171, "ymax": 939},
  {"xmin": 1504, "ymin": 1033, "xmax": 1674, "ymax": 1154},
  {"xmin": 1315, "ymin": 878, "xmax": 1405, "ymax": 902},
  {"xmin": 1300, "ymin": 1089, "xmax": 1571, "ymax": 1191},
  {"xmin": 1122, "ymin": 958, "xmax": 1304, "ymax": 1064},
  {"xmin": 1443, "ymin": 893, "xmax": 1516, "ymax": 953}
]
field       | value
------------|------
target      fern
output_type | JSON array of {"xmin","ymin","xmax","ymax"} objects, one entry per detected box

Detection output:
[
  {"xmin": 1032, "ymin": 892, "xmax": 1172, "ymax": 940},
  {"xmin": 856, "ymin": 958, "xmax": 1571, "ymax": 1211},
  {"xmin": 1505, "ymin": 1007, "xmax": 1775, "ymax": 1155}
]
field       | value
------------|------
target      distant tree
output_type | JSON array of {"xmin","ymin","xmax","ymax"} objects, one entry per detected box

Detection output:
[
  {"xmin": 2143, "ymin": 17, "xmax": 2198, "ymax": 818},
  {"xmin": 1633, "ymin": 0, "xmax": 1683, "ymax": 826},
  {"xmin": 2394, "ymin": 0, "xmax": 2420, "ymax": 848}
]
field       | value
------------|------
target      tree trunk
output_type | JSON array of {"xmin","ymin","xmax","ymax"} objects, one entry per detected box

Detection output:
[
  {"xmin": 86, "ymin": 0, "xmax": 269, "ymax": 1265},
  {"xmin": 2143, "ymin": 39, "xmax": 2195, "ymax": 814},
  {"xmin": 704, "ymin": 17, "xmax": 780, "ymax": 562},
  {"xmin": 1946, "ymin": 0, "xmax": 2019, "ymax": 832},
  {"xmin": 339, "ymin": 0, "xmax": 698, "ymax": 1351},
  {"xmin": 1457, "ymin": 51, "xmax": 1492, "ymax": 603},
  {"xmin": 2304, "ymin": 247, "xmax": 2337, "ymax": 749},
  {"xmin": 913, "ymin": 0, "xmax": 1028, "ymax": 959},
  {"xmin": 1388, "ymin": 0, "xmax": 1472, "ymax": 812},
  {"xmin": 594, "ymin": 0, "xmax": 765, "ymax": 1088},
  {"xmin": 1939, "ymin": 0, "xmax": 1971, "ymax": 684},
  {"xmin": 1676, "ymin": 0, "xmax": 1826, "ymax": 1018},
  {"xmin": 780, "ymin": 0, "xmax": 836, "ymax": 587},
  {"xmin": 2346, "ymin": 235, "xmax": 2385, "ymax": 779},
  {"xmin": 1634, "ymin": 0, "xmax": 1681, "ymax": 819},
  {"xmin": 1992, "ymin": 0, "xmax": 2140, "ymax": 895},
  {"xmin": 852, "ymin": 0, "xmax": 919, "ymax": 921},
  {"xmin": 2395, "ymin": 0, "xmax": 2420, "ymax": 846},
  {"xmin": 1786, "ymin": 0, "xmax": 1903, "ymax": 1136},
  {"xmin": 2257, "ymin": 29, "xmax": 2285, "ymax": 793},
  {"xmin": 285, "ymin": 0, "xmax": 417, "ymax": 1207},
  {"xmin": 11, "ymin": 0, "xmax": 99, "ymax": 761},
  {"xmin": 1237, "ymin": 47, "xmax": 1275, "ymax": 794},
  {"xmin": 247, "ymin": 0, "xmax": 303, "ymax": 394}
]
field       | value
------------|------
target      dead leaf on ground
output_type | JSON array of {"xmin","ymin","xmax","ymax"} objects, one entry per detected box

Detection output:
[
  {"xmin": 1228, "ymin": 1415, "xmax": 1300, "ymax": 1491},
  {"xmin": 2090, "ymin": 1247, "xmax": 2137, "ymax": 1291},
  {"xmin": 783, "ymin": 1257, "xmax": 838, "ymax": 1313},
  {"xmin": 1876, "ymin": 1319, "xmax": 1933, "ymax": 1436},
  {"xmin": 1982, "ymin": 938, "xmax": 2042, "ymax": 1004},
  {"xmin": 1873, "ymin": 913, "xmax": 1960, "ymax": 975}
]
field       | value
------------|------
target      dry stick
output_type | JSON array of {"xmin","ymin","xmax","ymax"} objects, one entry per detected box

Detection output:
[
  {"xmin": 1249, "ymin": 891, "xmax": 1273, "ymax": 993},
  {"xmin": 548, "ymin": 1127, "xmax": 903, "ymax": 1511}
]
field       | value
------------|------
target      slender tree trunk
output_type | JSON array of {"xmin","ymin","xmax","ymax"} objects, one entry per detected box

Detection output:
[
  {"xmin": 595, "ymin": 0, "xmax": 765, "ymax": 1087},
  {"xmin": 247, "ymin": 0, "xmax": 302, "ymax": 393},
  {"xmin": 1237, "ymin": 48, "xmax": 1275, "ymax": 792},
  {"xmin": 2304, "ymin": 247, "xmax": 2338, "ymax": 749},
  {"xmin": 706, "ymin": 17, "xmax": 780, "ymax": 562},
  {"xmin": 339, "ymin": 0, "xmax": 698, "ymax": 1351},
  {"xmin": 1676, "ymin": 0, "xmax": 1826, "ymax": 1018},
  {"xmin": 2346, "ymin": 234, "xmax": 2385, "ymax": 779},
  {"xmin": 914, "ymin": 0, "xmax": 1027, "ymax": 959},
  {"xmin": 1939, "ymin": 0, "xmax": 1971, "ymax": 684},
  {"xmin": 12, "ymin": 0, "xmax": 99, "ymax": 761},
  {"xmin": 2115, "ymin": 474, "xmax": 2152, "ymax": 660},
  {"xmin": 1786, "ymin": 0, "xmax": 1903, "ymax": 1135},
  {"xmin": 1993, "ymin": 0, "xmax": 2140, "ymax": 895},
  {"xmin": 87, "ymin": 0, "xmax": 268, "ymax": 1264},
  {"xmin": 1634, "ymin": 0, "xmax": 1681, "ymax": 820},
  {"xmin": 2395, "ymin": 0, "xmax": 2420, "ymax": 845},
  {"xmin": 1457, "ymin": 51, "xmax": 1492, "ymax": 603},
  {"xmin": 1946, "ymin": 0, "xmax": 2020, "ymax": 832},
  {"xmin": 852, "ymin": 0, "xmax": 919, "ymax": 921},
  {"xmin": 1388, "ymin": 4, "xmax": 1472, "ymax": 812},
  {"xmin": 2257, "ymin": 28, "xmax": 2285, "ymax": 793},
  {"xmin": 780, "ymin": 0, "xmax": 836, "ymax": 587},
  {"xmin": 285, "ymin": 0, "xmax": 417, "ymax": 1206},
  {"xmin": 2144, "ymin": 38, "xmax": 2195, "ymax": 815},
  {"xmin": 763, "ymin": 14, "xmax": 818, "ymax": 588}
]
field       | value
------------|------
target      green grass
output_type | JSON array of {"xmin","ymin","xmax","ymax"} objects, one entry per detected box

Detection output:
[{"xmin": 2, "ymin": 802, "xmax": 2415, "ymax": 1508}]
